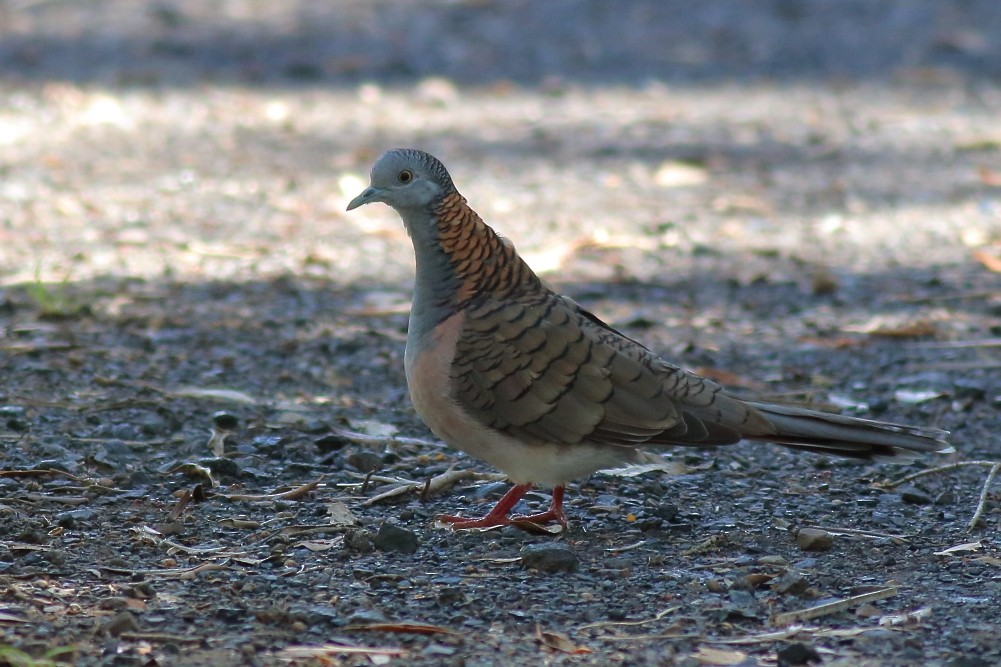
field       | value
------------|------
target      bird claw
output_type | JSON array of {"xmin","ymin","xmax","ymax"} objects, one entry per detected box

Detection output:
[
  {"xmin": 436, "ymin": 508, "xmax": 567, "ymax": 533},
  {"xmin": 434, "ymin": 483, "xmax": 568, "ymax": 532}
]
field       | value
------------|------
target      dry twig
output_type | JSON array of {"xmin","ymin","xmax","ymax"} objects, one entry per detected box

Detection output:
[
  {"xmin": 362, "ymin": 468, "xmax": 505, "ymax": 505},
  {"xmin": 773, "ymin": 587, "xmax": 897, "ymax": 626},
  {"xmin": 219, "ymin": 476, "xmax": 324, "ymax": 502},
  {"xmin": 880, "ymin": 460, "xmax": 1001, "ymax": 531}
]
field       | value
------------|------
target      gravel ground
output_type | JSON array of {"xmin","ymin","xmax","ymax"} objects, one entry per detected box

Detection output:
[{"xmin": 1, "ymin": 1, "xmax": 1000, "ymax": 666}]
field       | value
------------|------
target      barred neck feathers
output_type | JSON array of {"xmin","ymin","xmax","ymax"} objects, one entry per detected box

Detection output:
[{"xmin": 429, "ymin": 191, "xmax": 542, "ymax": 308}]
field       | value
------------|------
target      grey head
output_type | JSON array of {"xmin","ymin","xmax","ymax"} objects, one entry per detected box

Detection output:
[{"xmin": 346, "ymin": 149, "xmax": 456, "ymax": 213}]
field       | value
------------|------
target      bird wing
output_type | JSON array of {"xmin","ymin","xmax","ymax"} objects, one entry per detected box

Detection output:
[{"xmin": 450, "ymin": 291, "xmax": 767, "ymax": 448}]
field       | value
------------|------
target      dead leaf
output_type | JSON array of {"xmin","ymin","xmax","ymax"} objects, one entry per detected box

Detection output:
[
  {"xmin": 894, "ymin": 389, "xmax": 945, "ymax": 405},
  {"xmin": 218, "ymin": 518, "xmax": 262, "ymax": 529},
  {"xmin": 171, "ymin": 387, "xmax": 258, "ymax": 404},
  {"xmin": 296, "ymin": 539, "xmax": 341, "ymax": 552},
  {"xmin": 348, "ymin": 419, "xmax": 399, "ymax": 438},
  {"xmin": 691, "ymin": 646, "xmax": 749, "ymax": 665},
  {"xmin": 536, "ymin": 626, "xmax": 592, "ymax": 654},
  {"xmin": 166, "ymin": 463, "xmax": 217, "ymax": 486},
  {"xmin": 125, "ymin": 598, "xmax": 147, "ymax": 612},
  {"xmin": 326, "ymin": 501, "xmax": 359, "ymax": 526},
  {"xmin": 879, "ymin": 607, "xmax": 931, "ymax": 627},
  {"xmin": 866, "ymin": 321, "xmax": 937, "ymax": 338},
  {"xmin": 599, "ymin": 460, "xmax": 698, "ymax": 477},
  {"xmin": 933, "ymin": 540, "xmax": 985, "ymax": 556}
]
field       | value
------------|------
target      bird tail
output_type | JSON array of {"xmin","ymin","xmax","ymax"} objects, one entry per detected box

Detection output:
[{"xmin": 744, "ymin": 402, "xmax": 953, "ymax": 461}]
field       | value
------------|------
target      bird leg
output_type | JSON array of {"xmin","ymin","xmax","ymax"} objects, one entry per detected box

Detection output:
[{"xmin": 437, "ymin": 484, "xmax": 568, "ymax": 529}]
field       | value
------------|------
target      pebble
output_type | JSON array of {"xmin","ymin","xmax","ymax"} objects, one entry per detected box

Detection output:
[
  {"xmin": 345, "ymin": 529, "xmax": 374, "ymax": 553},
  {"xmin": 520, "ymin": 545, "xmax": 578, "ymax": 573},
  {"xmin": 55, "ymin": 508, "xmax": 98, "ymax": 528},
  {"xmin": 947, "ymin": 657, "xmax": 994, "ymax": 667},
  {"xmin": 199, "ymin": 456, "xmax": 240, "ymax": 478},
  {"xmin": 373, "ymin": 523, "xmax": 419, "ymax": 554},
  {"xmin": 423, "ymin": 644, "xmax": 457, "ymax": 657},
  {"xmin": 899, "ymin": 486, "xmax": 933, "ymax": 505},
  {"xmin": 99, "ymin": 597, "xmax": 130, "ymax": 611},
  {"xmin": 776, "ymin": 641, "xmax": 821, "ymax": 666},
  {"xmin": 796, "ymin": 528, "xmax": 834, "ymax": 552},
  {"xmin": 212, "ymin": 411, "xmax": 239, "ymax": 430},
  {"xmin": 935, "ymin": 490, "xmax": 956, "ymax": 505},
  {"xmin": 855, "ymin": 602, "xmax": 881, "ymax": 618},
  {"xmin": 757, "ymin": 555, "xmax": 789, "ymax": 566},
  {"xmin": 773, "ymin": 570, "xmax": 809, "ymax": 596},
  {"xmin": 952, "ymin": 379, "xmax": 986, "ymax": 400},
  {"xmin": 104, "ymin": 611, "xmax": 139, "ymax": 636},
  {"xmin": 347, "ymin": 451, "xmax": 383, "ymax": 473},
  {"xmin": 346, "ymin": 609, "xmax": 389, "ymax": 625}
]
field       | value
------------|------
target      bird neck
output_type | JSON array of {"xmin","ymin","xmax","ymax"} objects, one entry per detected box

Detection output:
[{"xmin": 402, "ymin": 191, "xmax": 542, "ymax": 334}]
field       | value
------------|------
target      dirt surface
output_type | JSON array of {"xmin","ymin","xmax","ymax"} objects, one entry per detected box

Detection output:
[{"xmin": 1, "ymin": 1, "xmax": 1001, "ymax": 666}]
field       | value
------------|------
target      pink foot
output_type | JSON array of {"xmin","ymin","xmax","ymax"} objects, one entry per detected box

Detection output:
[{"xmin": 437, "ymin": 484, "xmax": 568, "ymax": 530}]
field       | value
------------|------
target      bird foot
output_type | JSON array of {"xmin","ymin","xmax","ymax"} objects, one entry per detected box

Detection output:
[
  {"xmin": 436, "ymin": 484, "xmax": 567, "ymax": 532},
  {"xmin": 435, "ymin": 513, "xmax": 514, "ymax": 530},
  {"xmin": 437, "ymin": 507, "xmax": 568, "ymax": 530}
]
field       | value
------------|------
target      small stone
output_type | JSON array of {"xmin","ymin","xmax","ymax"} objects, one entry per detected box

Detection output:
[
  {"xmin": 855, "ymin": 602, "xmax": 881, "ymax": 618},
  {"xmin": 757, "ymin": 555, "xmax": 789, "ymax": 566},
  {"xmin": 796, "ymin": 528, "xmax": 834, "ymax": 552},
  {"xmin": 952, "ymin": 379, "xmax": 986, "ymax": 400},
  {"xmin": 104, "ymin": 611, "xmax": 140, "ymax": 636},
  {"xmin": 899, "ymin": 486, "xmax": 933, "ymax": 505},
  {"xmin": 520, "ymin": 545, "xmax": 578, "ymax": 573},
  {"xmin": 947, "ymin": 657, "xmax": 994, "ymax": 667},
  {"xmin": 199, "ymin": 456, "xmax": 240, "ymax": 478},
  {"xmin": 934, "ymin": 490, "xmax": 956, "ymax": 505},
  {"xmin": 422, "ymin": 644, "xmax": 457, "ymax": 657},
  {"xmin": 54, "ymin": 508, "xmax": 98, "ymax": 529},
  {"xmin": 776, "ymin": 641, "xmax": 821, "ymax": 666},
  {"xmin": 372, "ymin": 523, "xmax": 419, "ymax": 554},
  {"xmin": 212, "ymin": 411, "xmax": 239, "ymax": 430},
  {"xmin": 347, "ymin": 451, "xmax": 383, "ymax": 473},
  {"xmin": 773, "ymin": 570, "xmax": 809, "ymax": 596},
  {"xmin": 346, "ymin": 609, "xmax": 389, "ymax": 625},
  {"xmin": 345, "ymin": 529, "xmax": 374, "ymax": 554},
  {"xmin": 99, "ymin": 597, "xmax": 130, "ymax": 611},
  {"xmin": 314, "ymin": 433, "xmax": 350, "ymax": 452},
  {"xmin": 437, "ymin": 586, "xmax": 466, "ymax": 606}
]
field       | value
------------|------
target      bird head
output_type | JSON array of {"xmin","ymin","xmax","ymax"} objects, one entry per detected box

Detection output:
[{"xmin": 347, "ymin": 149, "xmax": 456, "ymax": 213}]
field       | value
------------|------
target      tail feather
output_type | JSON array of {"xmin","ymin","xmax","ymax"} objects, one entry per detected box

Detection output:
[{"xmin": 744, "ymin": 401, "xmax": 953, "ymax": 461}]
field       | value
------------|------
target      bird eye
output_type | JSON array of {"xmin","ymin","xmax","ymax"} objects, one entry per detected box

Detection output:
[{"xmin": 398, "ymin": 170, "xmax": 413, "ymax": 184}]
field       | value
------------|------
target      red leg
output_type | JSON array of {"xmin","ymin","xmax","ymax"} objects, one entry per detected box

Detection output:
[
  {"xmin": 436, "ymin": 483, "xmax": 532, "ymax": 529},
  {"xmin": 437, "ymin": 484, "xmax": 569, "ymax": 530},
  {"xmin": 510, "ymin": 485, "xmax": 567, "ymax": 527}
]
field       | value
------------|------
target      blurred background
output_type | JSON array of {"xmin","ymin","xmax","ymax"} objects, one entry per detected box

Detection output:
[
  {"xmin": 1, "ymin": 0, "xmax": 999, "ymax": 293},
  {"xmin": 1, "ymin": 6, "xmax": 999, "ymax": 663}
]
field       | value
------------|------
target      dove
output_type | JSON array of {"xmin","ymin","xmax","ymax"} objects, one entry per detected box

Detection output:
[{"xmin": 346, "ymin": 148, "xmax": 952, "ymax": 530}]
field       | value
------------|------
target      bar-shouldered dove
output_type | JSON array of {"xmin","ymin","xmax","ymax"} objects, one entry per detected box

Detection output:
[{"xmin": 347, "ymin": 148, "xmax": 953, "ymax": 530}]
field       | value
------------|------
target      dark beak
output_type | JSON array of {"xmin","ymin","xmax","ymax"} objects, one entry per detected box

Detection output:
[{"xmin": 346, "ymin": 186, "xmax": 381, "ymax": 211}]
